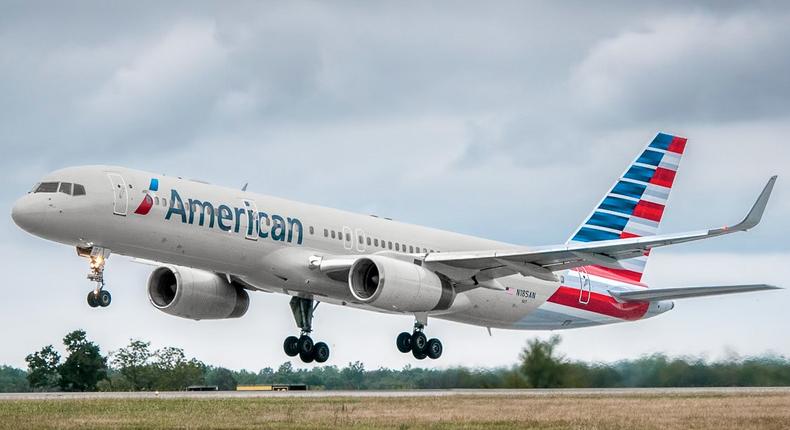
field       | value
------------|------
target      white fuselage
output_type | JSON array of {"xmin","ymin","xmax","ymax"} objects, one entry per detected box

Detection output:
[{"xmin": 12, "ymin": 166, "xmax": 661, "ymax": 330}]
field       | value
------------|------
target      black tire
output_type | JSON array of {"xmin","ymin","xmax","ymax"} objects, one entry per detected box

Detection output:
[
  {"xmin": 396, "ymin": 332, "xmax": 412, "ymax": 353},
  {"xmin": 299, "ymin": 349, "xmax": 315, "ymax": 363},
  {"xmin": 298, "ymin": 335, "xmax": 314, "ymax": 355},
  {"xmin": 411, "ymin": 331, "xmax": 427, "ymax": 353},
  {"xmin": 314, "ymin": 342, "xmax": 330, "ymax": 363},
  {"xmin": 98, "ymin": 290, "xmax": 112, "ymax": 307},
  {"xmin": 283, "ymin": 336, "xmax": 299, "ymax": 357},
  {"xmin": 427, "ymin": 338, "xmax": 443, "ymax": 359},
  {"xmin": 412, "ymin": 348, "xmax": 427, "ymax": 360},
  {"xmin": 87, "ymin": 292, "xmax": 99, "ymax": 308}
]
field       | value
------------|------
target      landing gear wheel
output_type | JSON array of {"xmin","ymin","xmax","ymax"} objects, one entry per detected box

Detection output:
[
  {"xmin": 427, "ymin": 338, "xmax": 443, "ymax": 359},
  {"xmin": 283, "ymin": 336, "xmax": 299, "ymax": 357},
  {"xmin": 98, "ymin": 290, "xmax": 112, "ymax": 307},
  {"xmin": 412, "ymin": 348, "xmax": 427, "ymax": 360},
  {"xmin": 396, "ymin": 332, "xmax": 412, "ymax": 353},
  {"xmin": 297, "ymin": 335, "xmax": 314, "ymax": 355},
  {"xmin": 299, "ymin": 349, "xmax": 315, "ymax": 363},
  {"xmin": 87, "ymin": 292, "xmax": 99, "ymax": 308},
  {"xmin": 411, "ymin": 331, "xmax": 427, "ymax": 353},
  {"xmin": 313, "ymin": 342, "xmax": 330, "ymax": 363}
]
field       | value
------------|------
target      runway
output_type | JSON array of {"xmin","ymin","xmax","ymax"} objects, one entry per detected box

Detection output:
[{"xmin": 2, "ymin": 386, "xmax": 789, "ymax": 400}]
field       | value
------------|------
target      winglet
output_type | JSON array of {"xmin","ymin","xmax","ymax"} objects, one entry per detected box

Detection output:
[{"xmin": 731, "ymin": 175, "xmax": 777, "ymax": 232}]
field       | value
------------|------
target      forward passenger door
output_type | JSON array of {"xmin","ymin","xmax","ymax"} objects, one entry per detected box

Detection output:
[{"xmin": 107, "ymin": 173, "xmax": 128, "ymax": 216}]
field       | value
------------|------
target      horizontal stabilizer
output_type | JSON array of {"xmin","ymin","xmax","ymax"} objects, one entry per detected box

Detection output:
[{"xmin": 610, "ymin": 284, "xmax": 781, "ymax": 302}]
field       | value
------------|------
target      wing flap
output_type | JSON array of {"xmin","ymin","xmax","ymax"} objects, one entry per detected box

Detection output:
[{"xmin": 610, "ymin": 284, "xmax": 781, "ymax": 302}]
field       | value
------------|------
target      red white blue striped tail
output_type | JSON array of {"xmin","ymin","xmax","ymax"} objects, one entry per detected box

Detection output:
[{"xmin": 566, "ymin": 132, "xmax": 687, "ymax": 283}]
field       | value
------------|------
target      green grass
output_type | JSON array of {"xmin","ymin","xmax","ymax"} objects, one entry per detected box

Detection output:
[{"xmin": 1, "ymin": 393, "xmax": 789, "ymax": 429}]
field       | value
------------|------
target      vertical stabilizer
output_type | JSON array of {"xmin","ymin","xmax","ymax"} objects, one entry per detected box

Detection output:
[{"xmin": 567, "ymin": 133, "xmax": 687, "ymax": 282}]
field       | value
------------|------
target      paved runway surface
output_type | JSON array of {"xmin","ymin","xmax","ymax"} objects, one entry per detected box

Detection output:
[{"xmin": 2, "ymin": 387, "xmax": 788, "ymax": 400}]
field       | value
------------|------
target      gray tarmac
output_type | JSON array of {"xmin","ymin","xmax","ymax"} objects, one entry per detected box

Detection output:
[{"xmin": 1, "ymin": 387, "xmax": 788, "ymax": 401}]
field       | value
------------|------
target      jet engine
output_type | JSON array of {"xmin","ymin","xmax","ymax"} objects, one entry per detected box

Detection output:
[
  {"xmin": 147, "ymin": 266, "xmax": 249, "ymax": 320},
  {"xmin": 348, "ymin": 255, "xmax": 454, "ymax": 312}
]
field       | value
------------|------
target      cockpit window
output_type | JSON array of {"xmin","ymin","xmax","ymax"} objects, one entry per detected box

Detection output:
[
  {"xmin": 59, "ymin": 182, "xmax": 72, "ymax": 195},
  {"xmin": 29, "ymin": 183, "xmax": 40, "ymax": 193},
  {"xmin": 73, "ymin": 184, "xmax": 86, "ymax": 196},
  {"xmin": 35, "ymin": 182, "xmax": 59, "ymax": 193}
]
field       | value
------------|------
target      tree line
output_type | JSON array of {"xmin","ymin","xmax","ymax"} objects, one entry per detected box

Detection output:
[{"xmin": 1, "ymin": 331, "xmax": 788, "ymax": 392}]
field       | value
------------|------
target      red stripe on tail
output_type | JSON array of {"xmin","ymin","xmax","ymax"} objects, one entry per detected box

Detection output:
[
  {"xmin": 632, "ymin": 200, "xmax": 665, "ymax": 222},
  {"xmin": 668, "ymin": 136, "xmax": 687, "ymax": 154},
  {"xmin": 649, "ymin": 167, "xmax": 676, "ymax": 188}
]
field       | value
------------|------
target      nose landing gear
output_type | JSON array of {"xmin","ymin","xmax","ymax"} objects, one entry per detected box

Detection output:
[
  {"xmin": 396, "ymin": 321, "xmax": 443, "ymax": 360},
  {"xmin": 284, "ymin": 297, "xmax": 330, "ymax": 363},
  {"xmin": 79, "ymin": 247, "xmax": 112, "ymax": 308}
]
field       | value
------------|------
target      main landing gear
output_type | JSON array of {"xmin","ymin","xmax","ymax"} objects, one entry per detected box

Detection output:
[
  {"xmin": 283, "ymin": 297, "xmax": 330, "ymax": 363},
  {"xmin": 396, "ymin": 321, "xmax": 443, "ymax": 360},
  {"xmin": 79, "ymin": 247, "xmax": 112, "ymax": 308}
]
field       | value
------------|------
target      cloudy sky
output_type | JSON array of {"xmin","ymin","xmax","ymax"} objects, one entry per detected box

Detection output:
[{"xmin": 2, "ymin": 1, "xmax": 789, "ymax": 371}]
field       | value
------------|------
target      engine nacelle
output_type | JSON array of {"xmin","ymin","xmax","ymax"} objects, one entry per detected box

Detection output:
[
  {"xmin": 348, "ymin": 255, "xmax": 454, "ymax": 312},
  {"xmin": 147, "ymin": 266, "xmax": 249, "ymax": 320}
]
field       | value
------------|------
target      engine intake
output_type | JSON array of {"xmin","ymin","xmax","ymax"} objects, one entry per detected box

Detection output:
[
  {"xmin": 349, "ymin": 255, "xmax": 454, "ymax": 312},
  {"xmin": 147, "ymin": 266, "xmax": 249, "ymax": 320}
]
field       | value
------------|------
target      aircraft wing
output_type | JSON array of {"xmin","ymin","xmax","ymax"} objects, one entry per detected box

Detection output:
[
  {"xmin": 609, "ymin": 284, "xmax": 780, "ymax": 302},
  {"xmin": 423, "ymin": 176, "xmax": 777, "ymax": 283}
]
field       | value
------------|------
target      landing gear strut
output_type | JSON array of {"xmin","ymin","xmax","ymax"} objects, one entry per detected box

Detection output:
[
  {"xmin": 80, "ymin": 247, "xmax": 112, "ymax": 308},
  {"xmin": 396, "ymin": 320, "xmax": 442, "ymax": 360},
  {"xmin": 283, "ymin": 297, "xmax": 330, "ymax": 363}
]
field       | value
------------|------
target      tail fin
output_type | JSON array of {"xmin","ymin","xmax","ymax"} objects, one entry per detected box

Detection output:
[{"xmin": 567, "ymin": 132, "xmax": 687, "ymax": 282}]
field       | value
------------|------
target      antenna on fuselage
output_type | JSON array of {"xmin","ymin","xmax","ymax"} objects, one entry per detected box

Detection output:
[{"xmin": 241, "ymin": 182, "xmax": 248, "ymax": 191}]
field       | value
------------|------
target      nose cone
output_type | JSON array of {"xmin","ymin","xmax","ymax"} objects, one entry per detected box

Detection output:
[{"xmin": 11, "ymin": 196, "xmax": 46, "ymax": 235}]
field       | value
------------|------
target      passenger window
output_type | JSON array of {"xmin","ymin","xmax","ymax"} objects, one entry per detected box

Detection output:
[
  {"xmin": 358, "ymin": 235, "xmax": 363, "ymax": 244},
  {"xmin": 409, "ymin": 246, "xmax": 414, "ymax": 253},
  {"xmin": 155, "ymin": 196, "xmax": 160, "ymax": 205},
  {"xmin": 58, "ymin": 182, "xmax": 73, "ymax": 195},
  {"xmin": 309, "ymin": 226, "xmax": 315, "ymax": 235},
  {"xmin": 331, "ymin": 230, "xmax": 336, "ymax": 239},
  {"xmin": 395, "ymin": 243, "xmax": 400, "ymax": 251},
  {"xmin": 324, "ymin": 229, "xmax": 328, "ymax": 237},
  {"xmin": 366, "ymin": 237, "xmax": 371, "ymax": 246},
  {"xmin": 35, "ymin": 182, "xmax": 59, "ymax": 193},
  {"xmin": 339, "ymin": 233, "xmax": 344, "ymax": 241},
  {"xmin": 162, "ymin": 198, "xmax": 167, "ymax": 206},
  {"xmin": 388, "ymin": 241, "xmax": 392, "ymax": 249},
  {"xmin": 374, "ymin": 238, "xmax": 379, "ymax": 246}
]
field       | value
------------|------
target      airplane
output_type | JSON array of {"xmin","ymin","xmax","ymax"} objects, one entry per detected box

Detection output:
[{"xmin": 11, "ymin": 133, "xmax": 781, "ymax": 363}]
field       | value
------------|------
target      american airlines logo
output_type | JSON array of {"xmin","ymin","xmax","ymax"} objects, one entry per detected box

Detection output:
[{"xmin": 136, "ymin": 179, "xmax": 304, "ymax": 245}]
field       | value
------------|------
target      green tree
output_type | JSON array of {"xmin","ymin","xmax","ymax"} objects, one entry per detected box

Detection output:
[
  {"xmin": 151, "ymin": 347, "xmax": 204, "ymax": 390},
  {"xmin": 341, "ymin": 361, "xmax": 366, "ymax": 389},
  {"xmin": 25, "ymin": 345, "xmax": 61, "ymax": 391},
  {"xmin": 58, "ymin": 330, "xmax": 108, "ymax": 392},
  {"xmin": 205, "ymin": 367, "xmax": 237, "ymax": 390},
  {"xmin": 519, "ymin": 335, "xmax": 567, "ymax": 388},
  {"xmin": 112, "ymin": 340, "xmax": 154, "ymax": 390},
  {"xmin": 0, "ymin": 366, "xmax": 29, "ymax": 392}
]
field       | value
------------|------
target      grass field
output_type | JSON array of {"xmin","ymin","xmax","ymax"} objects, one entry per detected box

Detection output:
[{"xmin": 1, "ymin": 391, "xmax": 789, "ymax": 429}]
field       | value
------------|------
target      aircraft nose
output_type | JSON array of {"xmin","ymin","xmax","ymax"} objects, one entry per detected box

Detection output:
[{"xmin": 11, "ymin": 196, "xmax": 46, "ymax": 234}]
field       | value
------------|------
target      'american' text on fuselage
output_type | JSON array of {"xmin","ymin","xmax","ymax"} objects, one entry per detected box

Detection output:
[{"xmin": 164, "ymin": 189, "xmax": 303, "ymax": 244}]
